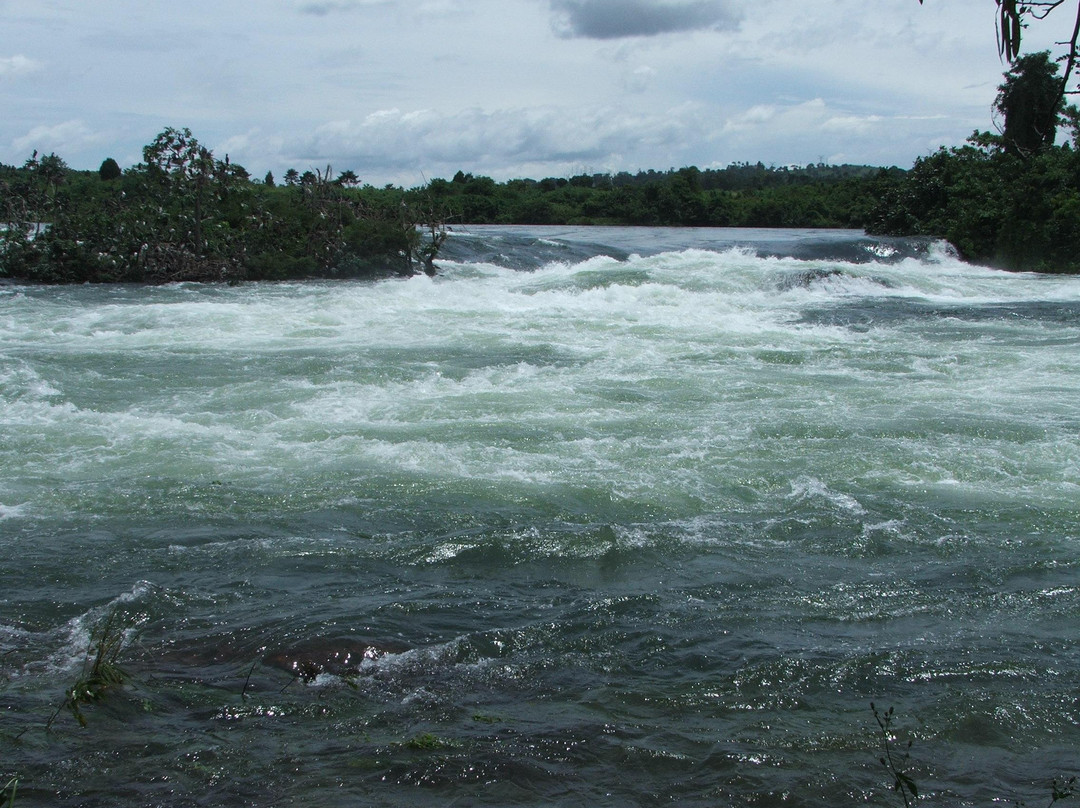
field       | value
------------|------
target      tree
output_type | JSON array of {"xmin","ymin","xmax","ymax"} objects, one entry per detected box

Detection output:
[
  {"xmin": 283, "ymin": 168, "xmax": 300, "ymax": 187},
  {"xmin": 335, "ymin": 169, "xmax": 359, "ymax": 187},
  {"xmin": 995, "ymin": 51, "xmax": 1067, "ymax": 155},
  {"xmin": 35, "ymin": 153, "xmax": 68, "ymax": 200},
  {"xmin": 98, "ymin": 157, "xmax": 122, "ymax": 181},
  {"xmin": 141, "ymin": 127, "xmax": 221, "ymax": 256}
]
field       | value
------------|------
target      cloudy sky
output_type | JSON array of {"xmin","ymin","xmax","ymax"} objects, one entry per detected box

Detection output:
[{"xmin": 0, "ymin": 0, "xmax": 1066, "ymax": 185}]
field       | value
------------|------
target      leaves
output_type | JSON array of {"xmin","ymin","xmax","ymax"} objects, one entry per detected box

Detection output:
[
  {"xmin": 998, "ymin": 0, "xmax": 1025, "ymax": 61},
  {"xmin": 871, "ymin": 703, "xmax": 918, "ymax": 808}
]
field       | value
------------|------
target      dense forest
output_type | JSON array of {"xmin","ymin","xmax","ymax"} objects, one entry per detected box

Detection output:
[{"xmin": 421, "ymin": 163, "xmax": 897, "ymax": 229}]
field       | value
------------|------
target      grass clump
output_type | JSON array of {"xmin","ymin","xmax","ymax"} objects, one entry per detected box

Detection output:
[
  {"xmin": 1, "ymin": 778, "xmax": 16, "ymax": 808},
  {"xmin": 405, "ymin": 732, "xmax": 451, "ymax": 751},
  {"xmin": 48, "ymin": 609, "xmax": 132, "ymax": 729}
]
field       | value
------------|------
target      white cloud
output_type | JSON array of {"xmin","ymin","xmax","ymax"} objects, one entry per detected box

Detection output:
[
  {"xmin": 623, "ymin": 64, "xmax": 658, "ymax": 93},
  {"xmin": 0, "ymin": 0, "xmax": 1026, "ymax": 178},
  {"xmin": 271, "ymin": 103, "xmax": 707, "ymax": 181},
  {"xmin": 12, "ymin": 120, "xmax": 106, "ymax": 156},
  {"xmin": 822, "ymin": 113, "xmax": 885, "ymax": 135},
  {"xmin": 0, "ymin": 54, "xmax": 42, "ymax": 78},
  {"xmin": 297, "ymin": 0, "xmax": 392, "ymax": 15}
]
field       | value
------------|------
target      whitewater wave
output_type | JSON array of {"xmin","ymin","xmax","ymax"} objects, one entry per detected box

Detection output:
[{"xmin": 438, "ymin": 224, "xmax": 939, "ymax": 269}]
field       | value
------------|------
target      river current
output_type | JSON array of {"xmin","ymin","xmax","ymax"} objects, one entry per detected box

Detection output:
[{"xmin": 1, "ymin": 226, "xmax": 1078, "ymax": 806}]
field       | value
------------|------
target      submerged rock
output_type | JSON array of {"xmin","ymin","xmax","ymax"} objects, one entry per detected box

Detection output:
[
  {"xmin": 777, "ymin": 267, "xmax": 844, "ymax": 290},
  {"xmin": 263, "ymin": 638, "xmax": 409, "ymax": 682}
]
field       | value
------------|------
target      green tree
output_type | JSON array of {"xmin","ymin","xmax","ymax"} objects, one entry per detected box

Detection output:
[
  {"xmin": 995, "ymin": 51, "xmax": 1066, "ymax": 156},
  {"xmin": 0, "ymin": 128, "xmax": 449, "ymax": 284},
  {"xmin": 35, "ymin": 153, "xmax": 68, "ymax": 202},
  {"xmin": 98, "ymin": 157, "xmax": 122, "ymax": 181},
  {"xmin": 141, "ymin": 127, "xmax": 219, "ymax": 255},
  {"xmin": 335, "ymin": 169, "xmax": 359, "ymax": 187}
]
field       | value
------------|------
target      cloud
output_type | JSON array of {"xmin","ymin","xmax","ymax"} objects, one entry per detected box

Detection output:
[
  {"xmin": 0, "ymin": 54, "xmax": 43, "ymax": 79},
  {"xmin": 821, "ymin": 113, "xmax": 885, "ymax": 135},
  {"xmin": 550, "ymin": 0, "xmax": 740, "ymax": 39},
  {"xmin": 721, "ymin": 99, "xmax": 833, "ymax": 135},
  {"xmin": 623, "ymin": 64, "xmax": 657, "ymax": 93},
  {"xmin": 12, "ymin": 120, "xmax": 106, "ymax": 156},
  {"xmin": 277, "ymin": 104, "xmax": 706, "ymax": 181},
  {"xmin": 298, "ymin": 0, "xmax": 390, "ymax": 15}
]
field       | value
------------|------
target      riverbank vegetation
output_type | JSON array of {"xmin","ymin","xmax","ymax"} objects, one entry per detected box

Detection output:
[
  {"xmin": 421, "ymin": 162, "xmax": 897, "ymax": 229},
  {"xmin": 0, "ymin": 136, "xmax": 899, "ymax": 285},
  {"xmin": 5, "ymin": 27, "xmax": 1080, "ymax": 283},
  {"xmin": 867, "ymin": 50, "xmax": 1080, "ymax": 273},
  {"xmin": 866, "ymin": 3, "xmax": 1080, "ymax": 273},
  {"xmin": 0, "ymin": 128, "xmax": 448, "ymax": 284}
]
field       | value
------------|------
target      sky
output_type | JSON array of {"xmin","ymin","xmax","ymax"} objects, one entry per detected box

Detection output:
[{"xmin": 0, "ymin": 0, "xmax": 1069, "ymax": 186}]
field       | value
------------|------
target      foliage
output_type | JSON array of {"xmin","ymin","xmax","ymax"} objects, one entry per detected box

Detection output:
[
  {"xmin": 871, "ymin": 703, "xmax": 919, "ymax": 808},
  {"xmin": 881, "ymin": 4, "xmax": 1080, "ymax": 271},
  {"xmin": 870, "ymin": 125, "xmax": 1080, "ymax": 272},
  {"xmin": 335, "ymin": 169, "xmax": 359, "ymax": 187},
  {"xmin": 1048, "ymin": 777, "xmax": 1078, "ymax": 807},
  {"xmin": 404, "ymin": 732, "xmax": 457, "ymax": 751},
  {"xmin": 870, "ymin": 704, "xmax": 1077, "ymax": 808},
  {"xmin": 1, "ymin": 132, "xmax": 895, "ymax": 285},
  {"xmin": 0, "ymin": 778, "xmax": 15, "ymax": 808},
  {"xmin": 0, "ymin": 128, "xmax": 448, "ymax": 284},
  {"xmin": 48, "ymin": 609, "xmax": 131, "ymax": 729},
  {"xmin": 97, "ymin": 157, "xmax": 122, "ymax": 181},
  {"xmin": 996, "ymin": 52, "xmax": 1068, "ymax": 157},
  {"xmin": 423, "ymin": 162, "xmax": 896, "ymax": 228}
]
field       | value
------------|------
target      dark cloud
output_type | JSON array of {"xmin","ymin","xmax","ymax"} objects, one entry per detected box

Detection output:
[
  {"xmin": 298, "ymin": 1, "xmax": 387, "ymax": 16},
  {"xmin": 550, "ymin": 0, "xmax": 740, "ymax": 39}
]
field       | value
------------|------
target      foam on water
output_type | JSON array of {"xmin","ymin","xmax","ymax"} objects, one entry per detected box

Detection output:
[{"xmin": 3, "ymin": 227, "xmax": 1080, "ymax": 807}]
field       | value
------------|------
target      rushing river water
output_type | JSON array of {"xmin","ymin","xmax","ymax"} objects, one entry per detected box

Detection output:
[{"xmin": 1, "ymin": 226, "xmax": 1078, "ymax": 807}]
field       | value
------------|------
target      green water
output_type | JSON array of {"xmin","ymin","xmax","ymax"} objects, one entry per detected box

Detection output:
[{"xmin": 1, "ymin": 227, "xmax": 1078, "ymax": 806}]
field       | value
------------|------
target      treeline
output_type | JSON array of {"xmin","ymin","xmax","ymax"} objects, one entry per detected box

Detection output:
[
  {"xmin": 0, "ymin": 128, "xmax": 446, "ymax": 284},
  {"xmin": 425, "ymin": 164, "xmax": 900, "ymax": 229},
  {"xmin": 0, "ymin": 140, "xmax": 905, "ymax": 285},
  {"xmin": 868, "ymin": 52, "xmax": 1080, "ymax": 273},
  {"xmin": 867, "ymin": 139, "xmax": 1080, "ymax": 272},
  {"xmin": 8, "ymin": 51, "xmax": 1080, "ymax": 284}
]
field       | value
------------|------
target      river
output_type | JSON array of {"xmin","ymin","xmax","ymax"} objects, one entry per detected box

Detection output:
[{"xmin": 2, "ymin": 226, "xmax": 1078, "ymax": 806}]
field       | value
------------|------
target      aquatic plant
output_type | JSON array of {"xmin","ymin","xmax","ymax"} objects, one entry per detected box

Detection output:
[
  {"xmin": 871, "ymin": 703, "xmax": 919, "ymax": 807},
  {"xmin": 1046, "ymin": 776, "xmax": 1077, "ymax": 808},
  {"xmin": 404, "ymin": 732, "xmax": 454, "ymax": 751},
  {"xmin": 1, "ymin": 777, "xmax": 16, "ymax": 808},
  {"xmin": 871, "ymin": 703, "xmax": 1076, "ymax": 808},
  {"xmin": 48, "ymin": 609, "xmax": 131, "ymax": 729}
]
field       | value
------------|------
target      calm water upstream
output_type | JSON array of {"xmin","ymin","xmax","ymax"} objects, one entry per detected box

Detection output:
[{"xmin": 1, "ymin": 226, "xmax": 1078, "ymax": 806}]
